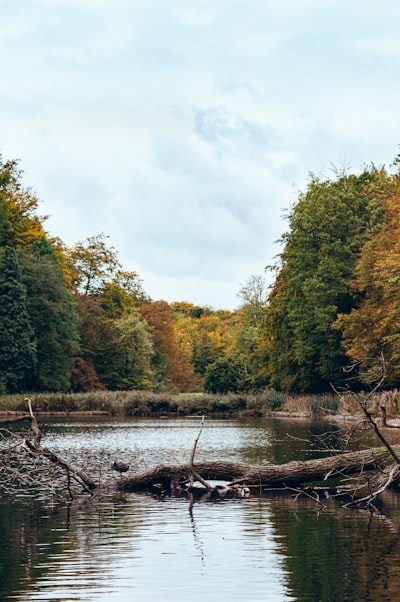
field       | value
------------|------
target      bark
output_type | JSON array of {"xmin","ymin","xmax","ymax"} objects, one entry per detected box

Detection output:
[{"xmin": 117, "ymin": 445, "xmax": 400, "ymax": 492}]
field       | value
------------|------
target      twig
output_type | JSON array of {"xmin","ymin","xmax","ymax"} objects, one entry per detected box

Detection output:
[{"xmin": 189, "ymin": 416, "xmax": 211, "ymax": 491}]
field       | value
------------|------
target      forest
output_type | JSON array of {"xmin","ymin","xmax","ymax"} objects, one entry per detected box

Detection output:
[{"xmin": 1, "ymin": 152, "xmax": 400, "ymax": 397}]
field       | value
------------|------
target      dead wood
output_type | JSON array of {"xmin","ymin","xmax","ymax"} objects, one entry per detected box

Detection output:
[
  {"xmin": 22, "ymin": 398, "xmax": 97, "ymax": 493},
  {"xmin": 5, "ymin": 396, "xmax": 400, "ymax": 506},
  {"xmin": 117, "ymin": 446, "xmax": 400, "ymax": 493},
  {"xmin": 0, "ymin": 414, "xmax": 31, "ymax": 424}
]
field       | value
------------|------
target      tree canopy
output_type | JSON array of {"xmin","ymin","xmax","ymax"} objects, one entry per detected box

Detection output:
[
  {"xmin": 259, "ymin": 167, "xmax": 400, "ymax": 392},
  {"xmin": 2, "ymin": 151, "xmax": 400, "ymax": 395}
]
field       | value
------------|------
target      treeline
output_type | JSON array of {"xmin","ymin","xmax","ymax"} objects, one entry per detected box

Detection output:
[
  {"xmin": 1, "ymin": 153, "xmax": 400, "ymax": 395},
  {"xmin": 0, "ymin": 154, "xmax": 258, "ymax": 395}
]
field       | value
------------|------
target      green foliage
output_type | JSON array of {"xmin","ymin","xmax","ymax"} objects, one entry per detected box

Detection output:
[
  {"xmin": 112, "ymin": 313, "xmax": 154, "ymax": 390},
  {"xmin": 203, "ymin": 357, "xmax": 245, "ymax": 393},
  {"xmin": 72, "ymin": 296, "xmax": 120, "ymax": 391},
  {"xmin": 99, "ymin": 270, "xmax": 148, "ymax": 318},
  {"xmin": 261, "ymin": 167, "xmax": 397, "ymax": 392},
  {"xmin": 0, "ymin": 248, "xmax": 37, "ymax": 393},
  {"xmin": 6, "ymin": 150, "xmax": 400, "ymax": 398},
  {"xmin": 20, "ymin": 240, "xmax": 79, "ymax": 391}
]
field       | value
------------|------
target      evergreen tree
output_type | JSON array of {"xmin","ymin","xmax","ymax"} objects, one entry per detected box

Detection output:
[
  {"xmin": 20, "ymin": 238, "xmax": 79, "ymax": 391},
  {"xmin": 0, "ymin": 248, "xmax": 36, "ymax": 393}
]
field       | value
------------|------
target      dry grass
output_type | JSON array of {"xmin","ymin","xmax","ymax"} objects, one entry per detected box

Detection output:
[{"xmin": 2, "ymin": 389, "xmax": 397, "ymax": 419}]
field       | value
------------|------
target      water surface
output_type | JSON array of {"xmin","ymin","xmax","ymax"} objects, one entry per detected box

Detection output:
[{"xmin": 2, "ymin": 417, "xmax": 400, "ymax": 601}]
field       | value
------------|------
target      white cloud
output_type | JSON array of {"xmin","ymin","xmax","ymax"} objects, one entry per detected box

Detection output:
[{"xmin": 1, "ymin": 0, "xmax": 400, "ymax": 308}]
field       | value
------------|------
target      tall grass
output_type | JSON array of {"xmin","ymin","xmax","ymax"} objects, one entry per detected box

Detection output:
[
  {"xmin": 0, "ymin": 389, "xmax": 287, "ymax": 417},
  {"xmin": 2, "ymin": 389, "xmax": 384, "ymax": 418}
]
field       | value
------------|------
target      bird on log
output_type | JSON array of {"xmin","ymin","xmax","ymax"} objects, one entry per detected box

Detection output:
[{"xmin": 112, "ymin": 461, "xmax": 130, "ymax": 474}]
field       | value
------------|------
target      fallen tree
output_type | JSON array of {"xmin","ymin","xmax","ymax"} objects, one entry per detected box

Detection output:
[
  {"xmin": 116, "ymin": 446, "xmax": 400, "ymax": 492},
  {"xmin": 0, "ymin": 399, "xmax": 399, "ymax": 508}
]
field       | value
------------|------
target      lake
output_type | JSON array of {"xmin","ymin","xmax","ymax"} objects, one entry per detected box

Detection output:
[{"xmin": 2, "ymin": 416, "xmax": 400, "ymax": 601}]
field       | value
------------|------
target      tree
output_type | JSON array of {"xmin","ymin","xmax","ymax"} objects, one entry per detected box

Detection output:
[
  {"xmin": 112, "ymin": 312, "xmax": 154, "ymax": 390},
  {"xmin": 20, "ymin": 238, "xmax": 79, "ymax": 391},
  {"xmin": 237, "ymin": 273, "xmax": 269, "ymax": 309},
  {"xmin": 99, "ymin": 270, "xmax": 148, "ymax": 318},
  {"xmin": 261, "ymin": 167, "xmax": 397, "ymax": 392},
  {"xmin": 233, "ymin": 274, "xmax": 270, "ymax": 388},
  {"xmin": 139, "ymin": 300, "xmax": 199, "ymax": 391},
  {"xmin": 0, "ymin": 156, "xmax": 45, "ymax": 258},
  {"xmin": 0, "ymin": 248, "xmax": 36, "ymax": 393},
  {"xmin": 203, "ymin": 357, "xmax": 244, "ymax": 393},
  {"xmin": 72, "ymin": 295, "xmax": 120, "ymax": 391},
  {"xmin": 68, "ymin": 233, "xmax": 121, "ymax": 296},
  {"xmin": 336, "ymin": 189, "xmax": 400, "ymax": 384}
]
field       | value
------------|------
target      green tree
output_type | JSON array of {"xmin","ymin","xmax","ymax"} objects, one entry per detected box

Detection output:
[
  {"xmin": 99, "ymin": 270, "xmax": 148, "ymax": 318},
  {"xmin": 113, "ymin": 313, "xmax": 154, "ymax": 389},
  {"xmin": 262, "ymin": 167, "xmax": 396, "ymax": 392},
  {"xmin": 20, "ymin": 238, "xmax": 79, "ymax": 391},
  {"xmin": 234, "ymin": 274, "xmax": 270, "ymax": 388},
  {"xmin": 203, "ymin": 357, "xmax": 243, "ymax": 393},
  {"xmin": 0, "ymin": 248, "xmax": 36, "ymax": 393}
]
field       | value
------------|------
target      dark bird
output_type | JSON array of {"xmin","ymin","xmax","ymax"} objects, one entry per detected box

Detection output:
[{"xmin": 112, "ymin": 461, "xmax": 130, "ymax": 474}]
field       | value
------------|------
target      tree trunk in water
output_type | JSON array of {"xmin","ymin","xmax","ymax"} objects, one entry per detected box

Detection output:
[{"xmin": 117, "ymin": 445, "xmax": 400, "ymax": 492}]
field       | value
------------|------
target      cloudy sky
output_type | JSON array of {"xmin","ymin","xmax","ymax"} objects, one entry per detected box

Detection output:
[{"xmin": 1, "ymin": 0, "xmax": 400, "ymax": 309}]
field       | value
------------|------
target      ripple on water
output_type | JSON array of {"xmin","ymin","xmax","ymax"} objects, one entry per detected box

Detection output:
[{"xmin": 10, "ymin": 494, "xmax": 294, "ymax": 602}]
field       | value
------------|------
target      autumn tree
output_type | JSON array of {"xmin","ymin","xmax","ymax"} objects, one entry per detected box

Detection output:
[
  {"xmin": 0, "ymin": 156, "xmax": 46, "ymax": 258},
  {"xmin": 68, "ymin": 233, "xmax": 121, "ymax": 296},
  {"xmin": 140, "ymin": 301, "xmax": 199, "ymax": 391},
  {"xmin": 336, "ymin": 188, "xmax": 400, "ymax": 384}
]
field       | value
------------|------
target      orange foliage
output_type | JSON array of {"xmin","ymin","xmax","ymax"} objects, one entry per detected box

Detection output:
[
  {"xmin": 139, "ymin": 301, "xmax": 201, "ymax": 392},
  {"xmin": 337, "ymin": 189, "xmax": 400, "ymax": 381}
]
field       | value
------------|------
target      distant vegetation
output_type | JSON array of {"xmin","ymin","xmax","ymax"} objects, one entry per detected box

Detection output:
[{"xmin": 1, "ymin": 153, "xmax": 400, "ymax": 397}]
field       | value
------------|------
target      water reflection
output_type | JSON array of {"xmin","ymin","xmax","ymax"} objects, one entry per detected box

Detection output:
[
  {"xmin": 0, "ymin": 495, "xmax": 293, "ymax": 602},
  {"xmin": 2, "ymin": 417, "xmax": 400, "ymax": 601}
]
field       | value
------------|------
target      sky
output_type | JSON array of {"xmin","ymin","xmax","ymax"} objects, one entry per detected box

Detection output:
[{"xmin": 1, "ymin": 0, "xmax": 400, "ymax": 310}]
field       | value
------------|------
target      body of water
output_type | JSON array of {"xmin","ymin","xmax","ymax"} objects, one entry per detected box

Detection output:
[{"xmin": 1, "ymin": 416, "xmax": 400, "ymax": 601}]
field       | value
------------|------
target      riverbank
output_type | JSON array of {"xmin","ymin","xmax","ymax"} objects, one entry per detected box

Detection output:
[{"xmin": 0, "ymin": 389, "xmax": 341, "ymax": 418}]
